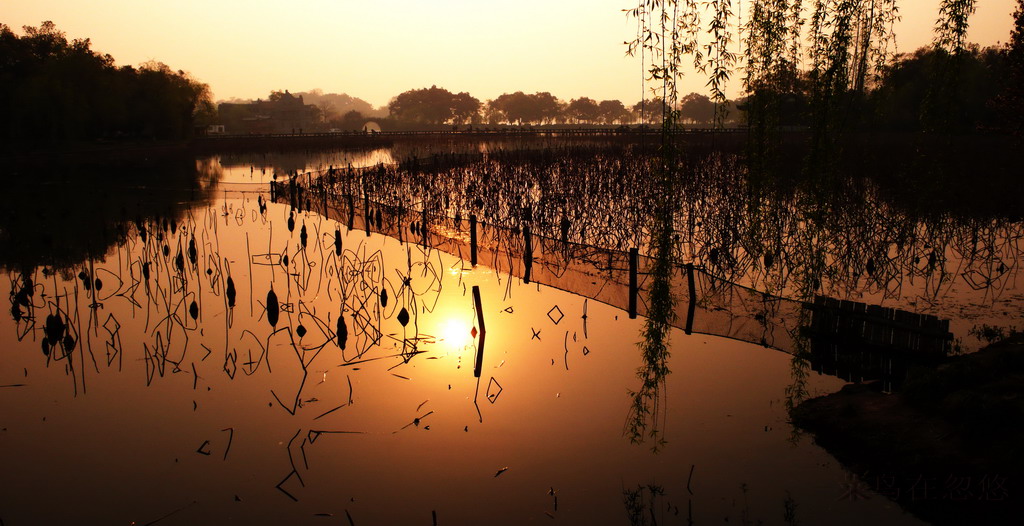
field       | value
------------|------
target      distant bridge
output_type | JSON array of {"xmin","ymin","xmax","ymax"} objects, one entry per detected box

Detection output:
[{"xmin": 199, "ymin": 126, "xmax": 749, "ymax": 140}]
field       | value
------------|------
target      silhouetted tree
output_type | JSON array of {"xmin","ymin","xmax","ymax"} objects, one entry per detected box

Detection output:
[
  {"xmin": 338, "ymin": 110, "xmax": 366, "ymax": 130},
  {"xmin": 483, "ymin": 100, "xmax": 504, "ymax": 125},
  {"xmin": 678, "ymin": 93, "xmax": 715, "ymax": 125},
  {"xmin": 451, "ymin": 92, "xmax": 481, "ymax": 124},
  {"xmin": 133, "ymin": 61, "xmax": 211, "ymax": 138},
  {"xmin": 315, "ymin": 100, "xmax": 338, "ymax": 122},
  {"xmin": 994, "ymin": 0, "xmax": 1024, "ymax": 133},
  {"xmin": 565, "ymin": 97, "xmax": 601, "ymax": 124},
  {"xmin": 388, "ymin": 85, "xmax": 479, "ymax": 125},
  {"xmin": 298, "ymin": 89, "xmax": 385, "ymax": 119},
  {"xmin": 532, "ymin": 92, "xmax": 564, "ymax": 123},
  {"xmin": 0, "ymin": 21, "xmax": 211, "ymax": 145},
  {"xmin": 488, "ymin": 91, "xmax": 562, "ymax": 124},
  {"xmin": 597, "ymin": 99, "xmax": 630, "ymax": 124},
  {"xmin": 632, "ymin": 97, "xmax": 666, "ymax": 124},
  {"xmin": 870, "ymin": 45, "xmax": 1006, "ymax": 132}
]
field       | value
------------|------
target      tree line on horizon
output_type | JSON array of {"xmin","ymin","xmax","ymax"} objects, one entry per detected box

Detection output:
[
  {"xmin": 3, "ymin": 7, "xmax": 1022, "ymax": 147},
  {"xmin": 376, "ymin": 87, "xmax": 742, "ymax": 127},
  {"xmin": 220, "ymin": 87, "xmax": 738, "ymax": 130}
]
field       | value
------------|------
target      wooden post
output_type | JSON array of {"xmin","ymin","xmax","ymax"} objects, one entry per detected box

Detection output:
[
  {"xmin": 363, "ymin": 193, "xmax": 371, "ymax": 236},
  {"xmin": 346, "ymin": 194, "xmax": 354, "ymax": 230},
  {"xmin": 469, "ymin": 214, "xmax": 478, "ymax": 266},
  {"xmin": 396, "ymin": 205, "xmax": 405, "ymax": 244},
  {"xmin": 472, "ymin": 285, "xmax": 486, "ymax": 378},
  {"xmin": 523, "ymin": 225, "xmax": 533, "ymax": 284},
  {"xmin": 421, "ymin": 208, "xmax": 428, "ymax": 247},
  {"xmin": 628, "ymin": 248, "xmax": 638, "ymax": 319},
  {"xmin": 685, "ymin": 263, "xmax": 696, "ymax": 335}
]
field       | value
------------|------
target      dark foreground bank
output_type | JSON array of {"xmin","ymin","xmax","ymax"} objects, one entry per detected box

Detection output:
[{"xmin": 792, "ymin": 335, "xmax": 1024, "ymax": 525}]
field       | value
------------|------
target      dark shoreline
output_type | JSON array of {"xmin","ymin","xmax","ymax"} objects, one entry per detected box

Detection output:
[
  {"xmin": 4, "ymin": 128, "xmax": 1018, "ymax": 164},
  {"xmin": 0, "ymin": 128, "xmax": 754, "ymax": 166},
  {"xmin": 791, "ymin": 335, "xmax": 1024, "ymax": 525},
  {"xmin": 1, "ymin": 135, "xmax": 388, "ymax": 166}
]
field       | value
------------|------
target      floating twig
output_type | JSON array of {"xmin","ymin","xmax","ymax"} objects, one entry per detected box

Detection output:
[
  {"xmin": 307, "ymin": 429, "xmax": 364, "ymax": 444},
  {"xmin": 221, "ymin": 427, "xmax": 234, "ymax": 461},
  {"xmin": 313, "ymin": 404, "xmax": 345, "ymax": 421},
  {"xmin": 563, "ymin": 331, "xmax": 570, "ymax": 370},
  {"xmin": 276, "ymin": 470, "xmax": 300, "ymax": 502}
]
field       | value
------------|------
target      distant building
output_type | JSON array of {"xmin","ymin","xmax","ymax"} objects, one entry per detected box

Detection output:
[{"xmin": 218, "ymin": 91, "xmax": 318, "ymax": 134}]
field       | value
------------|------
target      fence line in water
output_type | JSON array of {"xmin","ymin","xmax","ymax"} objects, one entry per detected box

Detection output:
[{"xmin": 274, "ymin": 172, "xmax": 953, "ymax": 389}]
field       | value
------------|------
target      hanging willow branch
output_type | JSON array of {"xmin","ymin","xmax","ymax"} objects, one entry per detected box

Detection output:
[
  {"xmin": 704, "ymin": 0, "xmax": 738, "ymax": 128},
  {"xmin": 626, "ymin": 0, "xmax": 704, "ymax": 124},
  {"xmin": 624, "ymin": 0, "xmax": 962, "ymax": 136},
  {"xmin": 935, "ymin": 0, "xmax": 977, "ymax": 56}
]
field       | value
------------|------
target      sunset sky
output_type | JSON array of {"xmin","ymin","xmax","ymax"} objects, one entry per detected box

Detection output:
[{"xmin": 5, "ymin": 0, "xmax": 1019, "ymax": 108}]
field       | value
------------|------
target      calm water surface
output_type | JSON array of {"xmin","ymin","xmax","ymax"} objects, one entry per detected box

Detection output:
[{"xmin": 5, "ymin": 143, "xmax": 1018, "ymax": 524}]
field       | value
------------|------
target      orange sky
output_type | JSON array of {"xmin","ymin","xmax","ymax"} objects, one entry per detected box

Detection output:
[{"xmin": 5, "ymin": 1, "xmax": 1018, "ymax": 107}]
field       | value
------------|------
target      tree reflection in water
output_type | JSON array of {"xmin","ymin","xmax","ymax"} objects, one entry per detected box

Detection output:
[{"xmin": 624, "ymin": 140, "xmax": 678, "ymax": 451}]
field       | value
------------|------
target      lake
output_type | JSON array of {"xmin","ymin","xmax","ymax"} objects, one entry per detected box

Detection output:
[{"xmin": 2, "ymin": 138, "xmax": 1020, "ymax": 524}]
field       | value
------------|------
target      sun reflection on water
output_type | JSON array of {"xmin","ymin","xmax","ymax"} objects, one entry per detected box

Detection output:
[{"xmin": 440, "ymin": 317, "xmax": 473, "ymax": 350}]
